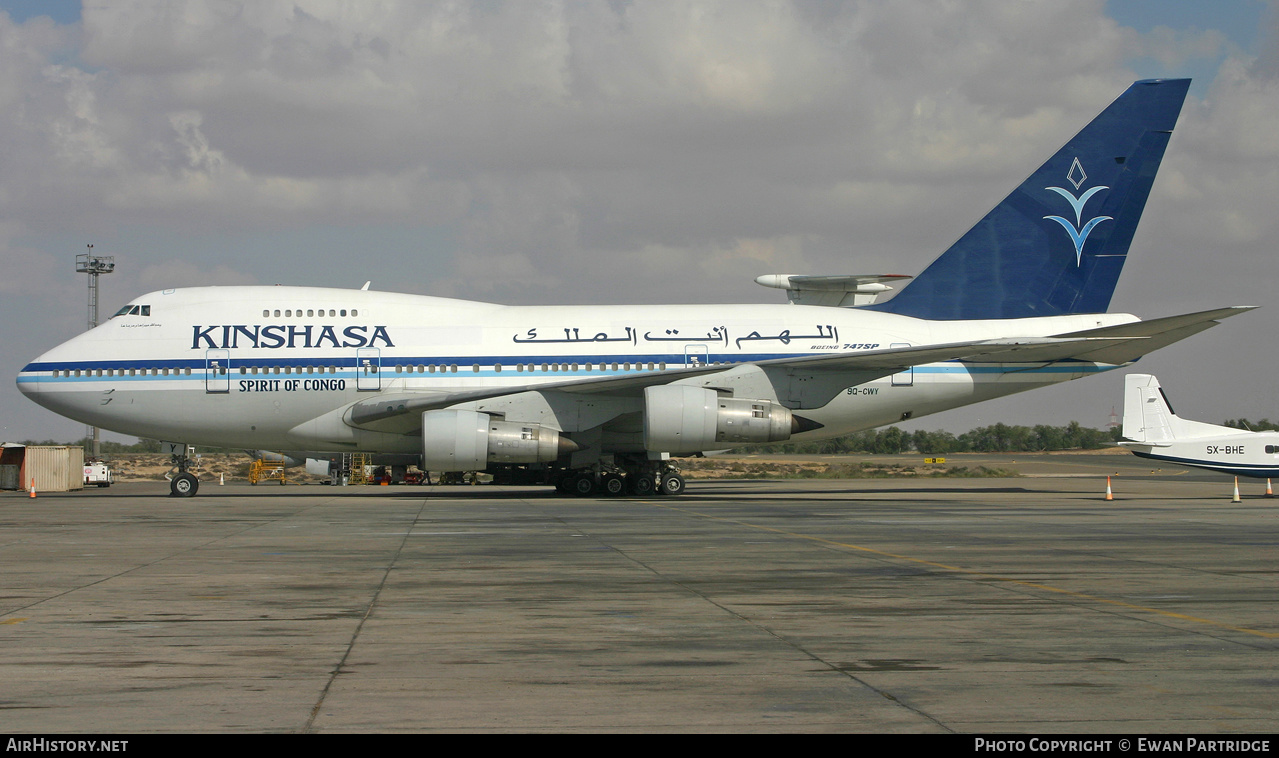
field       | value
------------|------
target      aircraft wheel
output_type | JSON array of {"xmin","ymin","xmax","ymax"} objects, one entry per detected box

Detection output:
[
  {"xmin": 572, "ymin": 474, "xmax": 597, "ymax": 497},
  {"xmin": 555, "ymin": 474, "xmax": 574, "ymax": 494},
  {"xmin": 601, "ymin": 473, "xmax": 626, "ymax": 497},
  {"xmin": 659, "ymin": 472, "xmax": 685, "ymax": 496},
  {"xmin": 170, "ymin": 473, "xmax": 199, "ymax": 498},
  {"xmin": 628, "ymin": 475, "xmax": 655, "ymax": 496}
]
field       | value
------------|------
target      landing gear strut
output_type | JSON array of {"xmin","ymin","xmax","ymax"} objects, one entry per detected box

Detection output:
[
  {"xmin": 168, "ymin": 446, "xmax": 199, "ymax": 498},
  {"xmin": 550, "ymin": 459, "xmax": 685, "ymax": 498}
]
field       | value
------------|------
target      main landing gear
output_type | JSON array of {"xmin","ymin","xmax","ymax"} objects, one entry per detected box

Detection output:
[
  {"xmin": 169, "ymin": 446, "xmax": 199, "ymax": 498},
  {"xmin": 553, "ymin": 462, "xmax": 685, "ymax": 498}
]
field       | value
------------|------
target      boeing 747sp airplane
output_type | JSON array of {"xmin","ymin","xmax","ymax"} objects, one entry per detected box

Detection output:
[{"xmin": 17, "ymin": 79, "xmax": 1253, "ymax": 497}]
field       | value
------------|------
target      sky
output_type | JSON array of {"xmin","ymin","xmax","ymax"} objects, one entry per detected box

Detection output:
[{"xmin": 2, "ymin": 0, "xmax": 1278, "ymax": 443}]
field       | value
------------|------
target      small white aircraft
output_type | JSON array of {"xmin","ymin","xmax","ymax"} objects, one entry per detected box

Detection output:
[
  {"xmin": 17, "ymin": 79, "xmax": 1255, "ymax": 497},
  {"xmin": 1120, "ymin": 374, "xmax": 1279, "ymax": 478}
]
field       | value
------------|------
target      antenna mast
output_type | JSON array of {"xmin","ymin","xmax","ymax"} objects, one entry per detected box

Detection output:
[{"xmin": 75, "ymin": 245, "xmax": 115, "ymax": 459}]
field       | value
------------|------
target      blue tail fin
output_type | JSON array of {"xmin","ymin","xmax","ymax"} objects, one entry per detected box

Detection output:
[{"xmin": 869, "ymin": 79, "xmax": 1190, "ymax": 320}]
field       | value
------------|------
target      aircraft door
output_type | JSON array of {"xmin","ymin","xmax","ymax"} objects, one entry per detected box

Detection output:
[
  {"xmin": 890, "ymin": 343, "xmax": 914, "ymax": 386},
  {"xmin": 356, "ymin": 347, "xmax": 381, "ymax": 391},
  {"xmin": 684, "ymin": 344, "xmax": 709, "ymax": 368},
  {"xmin": 205, "ymin": 349, "xmax": 230, "ymax": 394}
]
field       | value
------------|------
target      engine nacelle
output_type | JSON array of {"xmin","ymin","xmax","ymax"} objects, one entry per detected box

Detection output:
[
  {"xmin": 421, "ymin": 409, "xmax": 570, "ymax": 471},
  {"xmin": 642, "ymin": 386, "xmax": 793, "ymax": 452}
]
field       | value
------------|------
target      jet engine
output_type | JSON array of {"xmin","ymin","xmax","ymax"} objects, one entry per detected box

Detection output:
[
  {"xmin": 422, "ymin": 409, "xmax": 576, "ymax": 471},
  {"xmin": 642, "ymin": 385, "xmax": 795, "ymax": 452}
]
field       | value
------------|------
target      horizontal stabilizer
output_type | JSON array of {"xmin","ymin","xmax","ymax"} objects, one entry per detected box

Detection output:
[
  {"xmin": 755, "ymin": 274, "xmax": 913, "ymax": 307},
  {"xmin": 1051, "ymin": 306, "xmax": 1256, "ymax": 364}
]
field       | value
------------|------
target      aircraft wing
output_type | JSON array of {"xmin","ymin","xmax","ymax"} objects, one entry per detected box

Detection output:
[
  {"xmin": 344, "ymin": 305, "xmax": 1253, "ymax": 434},
  {"xmin": 1048, "ymin": 306, "xmax": 1256, "ymax": 365},
  {"xmin": 344, "ymin": 335, "xmax": 1145, "ymax": 433}
]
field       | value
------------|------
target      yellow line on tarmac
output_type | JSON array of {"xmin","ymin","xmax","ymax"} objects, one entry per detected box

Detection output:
[{"xmin": 654, "ymin": 503, "xmax": 1279, "ymax": 640}]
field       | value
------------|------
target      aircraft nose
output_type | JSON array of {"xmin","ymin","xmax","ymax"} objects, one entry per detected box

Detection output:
[{"xmin": 16, "ymin": 359, "xmax": 42, "ymax": 399}]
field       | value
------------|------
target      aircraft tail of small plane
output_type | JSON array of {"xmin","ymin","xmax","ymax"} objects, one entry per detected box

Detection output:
[
  {"xmin": 1122, "ymin": 373, "xmax": 1237, "ymax": 445},
  {"xmin": 1121, "ymin": 374, "xmax": 1279, "ymax": 478},
  {"xmin": 871, "ymin": 78, "xmax": 1191, "ymax": 321}
]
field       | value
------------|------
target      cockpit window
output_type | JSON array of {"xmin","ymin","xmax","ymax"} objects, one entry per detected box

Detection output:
[{"xmin": 112, "ymin": 305, "xmax": 151, "ymax": 318}]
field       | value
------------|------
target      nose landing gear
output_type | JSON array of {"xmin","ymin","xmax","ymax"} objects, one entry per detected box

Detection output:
[{"xmin": 167, "ymin": 445, "xmax": 200, "ymax": 497}]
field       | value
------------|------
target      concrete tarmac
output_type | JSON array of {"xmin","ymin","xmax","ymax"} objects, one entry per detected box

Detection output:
[{"xmin": 1, "ymin": 464, "xmax": 1276, "ymax": 733}]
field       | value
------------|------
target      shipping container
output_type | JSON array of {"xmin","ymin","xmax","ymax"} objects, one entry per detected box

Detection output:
[{"xmin": 22, "ymin": 446, "xmax": 85, "ymax": 492}]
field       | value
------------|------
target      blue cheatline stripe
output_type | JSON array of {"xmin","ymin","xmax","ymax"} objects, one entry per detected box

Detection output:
[
  {"xmin": 1130, "ymin": 451, "xmax": 1279, "ymax": 478},
  {"xmin": 24, "ymin": 352, "xmax": 780, "ymax": 372},
  {"xmin": 18, "ymin": 358, "xmax": 1113, "ymax": 386},
  {"xmin": 19, "ymin": 354, "xmax": 1104, "ymax": 373}
]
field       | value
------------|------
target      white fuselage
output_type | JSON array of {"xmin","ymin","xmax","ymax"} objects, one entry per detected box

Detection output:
[{"xmin": 17, "ymin": 286, "xmax": 1137, "ymax": 453}]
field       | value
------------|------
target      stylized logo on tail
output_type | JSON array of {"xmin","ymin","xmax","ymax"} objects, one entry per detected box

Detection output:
[{"xmin": 1044, "ymin": 158, "xmax": 1113, "ymax": 266}]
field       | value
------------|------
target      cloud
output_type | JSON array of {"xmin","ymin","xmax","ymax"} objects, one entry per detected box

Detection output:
[
  {"xmin": 136, "ymin": 259, "xmax": 258, "ymax": 290},
  {"xmin": 3, "ymin": 0, "xmax": 1279, "ymax": 438}
]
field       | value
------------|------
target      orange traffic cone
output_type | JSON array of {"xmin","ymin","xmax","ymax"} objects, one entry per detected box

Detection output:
[
  {"xmin": 28, "ymin": 477, "xmax": 36, "ymax": 499},
  {"xmin": 1233, "ymin": 477, "xmax": 1242, "ymax": 503},
  {"xmin": 1104, "ymin": 476, "xmax": 1113, "ymax": 501},
  {"xmin": 1266, "ymin": 479, "xmax": 1274, "ymax": 498}
]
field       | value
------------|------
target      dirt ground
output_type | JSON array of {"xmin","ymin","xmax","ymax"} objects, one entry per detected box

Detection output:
[
  {"xmin": 101, "ymin": 453, "xmax": 326, "ymax": 484},
  {"xmin": 97, "ymin": 447, "xmax": 1128, "ymax": 484}
]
